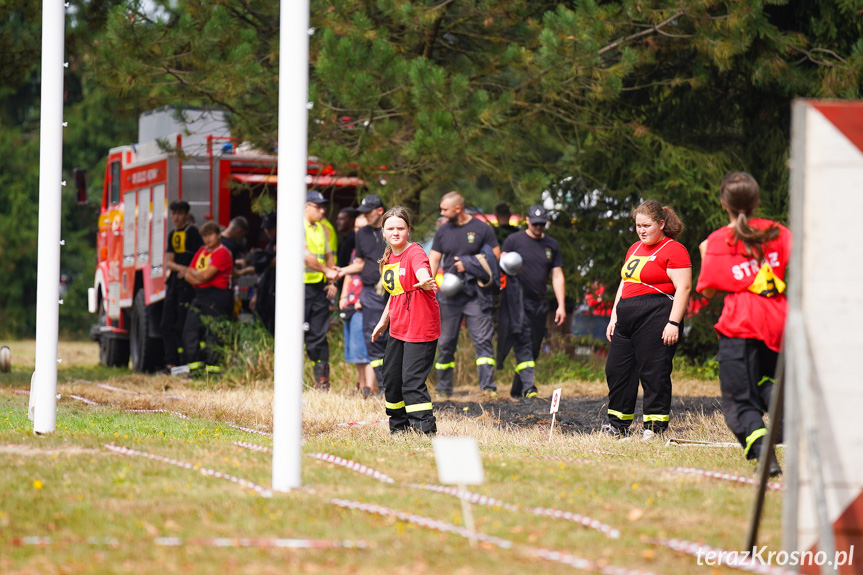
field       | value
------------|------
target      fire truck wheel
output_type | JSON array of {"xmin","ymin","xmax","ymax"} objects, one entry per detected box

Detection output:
[
  {"xmin": 98, "ymin": 302, "xmax": 129, "ymax": 368},
  {"xmin": 130, "ymin": 290, "xmax": 163, "ymax": 373}
]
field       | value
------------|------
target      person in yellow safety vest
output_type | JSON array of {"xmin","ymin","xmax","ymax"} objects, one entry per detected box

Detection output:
[{"xmin": 304, "ymin": 190, "xmax": 340, "ymax": 390}]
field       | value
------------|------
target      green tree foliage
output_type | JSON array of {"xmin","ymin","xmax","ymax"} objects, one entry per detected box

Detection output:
[{"xmin": 7, "ymin": 0, "xmax": 863, "ymax": 353}]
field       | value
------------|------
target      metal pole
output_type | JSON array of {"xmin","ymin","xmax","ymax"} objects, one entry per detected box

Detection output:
[
  {"xmin": 272, "ymin": 0, "xmax": 310, "ymax": 491},
  {"xmin": 30, "ymin": 0, "xmax": 66, "ymax": 434}
]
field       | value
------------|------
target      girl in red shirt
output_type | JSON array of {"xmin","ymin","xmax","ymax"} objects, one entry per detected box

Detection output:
[
  {"xmin": 604, "ymin": 200, "xmax": 692, "ymax": 440},
  {"xmin": 178, "ymin": 220, "xmax": 234, "ymax": 373},
  {"xmin": 696, "ymin": 172, "xmax": 790, "ymax": 475},
  {"xmin": 372, "ymin": 207, "xmax": 440, "ymax": 434}
]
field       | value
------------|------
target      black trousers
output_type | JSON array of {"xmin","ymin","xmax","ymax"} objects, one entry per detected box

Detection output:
[
  {"xmin": 360, "ymin": 288, "xmax": 388, "ymax": 385},
  {"xmin": 436, "ymin": 297, "xmax": 496, "ymax": 393},
  {"xmin": 382, "ymin": 337, "xmax": 437, "ymax": 434},
  {"xmin": 509, "ymin": 298, "xmax": 549, "ymax": 397},
  {"xmin": 605, "ymin": 294, "xmax": 678, "ymax": 432},
  {"xmin": 304, "ymin": 282, "xmax": 330, "ymax": 365},
  {"xmin": 182, "ymin": 287, "xmax": 233, "ymax": 368},
  {"xmin": 717, "ymin": 336, "xmax": 780, "ymax": 460},
  {"xmin": 161, "ymin": 279, "xmax": 195, "ymax": 366}
]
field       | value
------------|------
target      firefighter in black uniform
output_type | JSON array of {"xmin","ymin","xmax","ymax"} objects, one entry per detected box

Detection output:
[
  {"xmin": 498, "ymin": 205, "xmax": 567, "ymax": 398},
  {"xmin": 429, "ymin": 191, "xmax": 501, "ymax": 397},
  {"xmin": 162, "ymin": 201, "xmax": 204, "ymax": 372},
  {"xmin": 337, "ymin": 194, "xmax": 387, "ymax": 390}
]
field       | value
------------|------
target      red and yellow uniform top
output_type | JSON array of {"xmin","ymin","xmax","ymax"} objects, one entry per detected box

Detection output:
[
  {"xmin": 620, "ymin": 237, "xmax": 691, "ymax": 299},
  {"xmin": 382, "ymin": 243, "xmax": 441, "ymax": 343},
  {"xmin": 190, "ymin": 244, "xmax": 233, "ymax": 290},
  {"xmin": 696, "ymin": 218, "xmax": 792, "ymax": 352}
]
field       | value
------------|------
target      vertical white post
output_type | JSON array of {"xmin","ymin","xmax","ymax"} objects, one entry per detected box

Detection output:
[
  {"xmin": 30, "ymin": 1, "xmax": 66, "ymax": 434},
  {"xmin": 272, "ymin": 0, "xmax": 310, "ymax": 491}
]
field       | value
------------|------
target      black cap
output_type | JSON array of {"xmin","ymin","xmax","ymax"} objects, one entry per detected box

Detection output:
[
  {"xmin": 356, "ymin": 194, "xmax": 384, "ymax": 213},
  {"xmin": 306, "ymin": 190, "xmax": 329, "ymax": 204},
  {"xmin": 527, "ymin": 204, "xmax": 548, "ymax": 225},
  {"xmin": 261, "ymin": 213, "xmax": 277, "ymax": 229}
]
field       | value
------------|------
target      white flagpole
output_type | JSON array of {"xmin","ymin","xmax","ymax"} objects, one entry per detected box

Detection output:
[
  {"xmin": 30, "ymin": 0, "xmax": 67, "ymax": 434},
  {"xmin": 272, "ymin": 0, "xmax": 310, "ymax": 491}
]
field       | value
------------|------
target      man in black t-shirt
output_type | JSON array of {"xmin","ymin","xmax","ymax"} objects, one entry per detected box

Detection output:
[
  {"xmin": 161, "ymin": 201, "xmax": 204, "ymax": 371},
  {"xmin": 499, "ymin": 204, "xmax": 566, "ymax": 398},
  {"xmin": 494, "ymin": 202, "xmax": 520, "ymax": 246},
  {"xmin": 429, "ymin": 192, "xmax": 501, "ymax": 397},
  {"xmin": 337, "ymin": 194, "xmax": 387, "ymax": 389}
]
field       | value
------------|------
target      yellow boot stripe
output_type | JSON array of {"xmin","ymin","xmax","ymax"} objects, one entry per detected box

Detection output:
[
  {"xmin": 744, "ymin": 428, "xmax": 768, "ymax": 456},
  {"xmin": 515, "ymin": 360, "xmax": 535, "ymax": 372},
  {"xmin": 608, "ymin": 409, "xmax": 634, "ymax": 421},
  {"xmin": 405, "ymin": 402, "xmax": 434, "ymax": 413}
]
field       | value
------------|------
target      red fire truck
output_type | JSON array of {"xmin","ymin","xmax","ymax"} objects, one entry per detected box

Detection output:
[{"xmin": 87, "ymin": 108, "xmax": 362, "ymax": 372}]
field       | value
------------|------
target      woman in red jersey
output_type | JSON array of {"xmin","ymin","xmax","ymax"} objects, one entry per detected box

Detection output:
[
  {"xmin": 697, "ymin": 172, "xmax": 791, "ymax": 475},
  {"xmin": 372, "ymin": 207, "xmax": 440, "ymax": 434},
  {"xmin": 604, "ymin": 200, "xmax": 692, "ymax": 441}
]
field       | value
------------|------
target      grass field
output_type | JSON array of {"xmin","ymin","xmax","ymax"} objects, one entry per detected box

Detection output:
[{"xmin": 0, "ymin": 340, "xmax": 782, "ymax": 574}]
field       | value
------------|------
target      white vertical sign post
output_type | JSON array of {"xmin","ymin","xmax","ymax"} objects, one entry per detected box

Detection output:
[
  {"xmin": 548, "ymin": 388, "xmax": 562, "ymax": 441},
  {"xmin": 272, "ymin": 0, "xmax": 310, "ymax": 491},
  {"xmin": 30, "ymin": 1, "xmax": 66, "ymax": 434},
  {"xmin": 433, "ymin": 437, "xmax": 485, "ymax": 547}
]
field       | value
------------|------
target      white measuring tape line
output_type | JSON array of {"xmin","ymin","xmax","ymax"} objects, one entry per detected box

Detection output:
[
  {"xmin": 307, "ymin": 453, "xmax": 396, "ymax": 484},
  {"xmin": 672, "ymin": 467, "xmax": 785, "ymax": 491},
  {"xmin": 125, "ymin": 408, "xmax": 189, "ymax": 420},
  {"xmin": 654, "ymin": 538, "xmax": 797, "ymax": 575},
  {"xmin": 333, "ymin": 498, "xmax": 664, "ymax": 575},
  {"xmin": 529, "ymin": 454, "xmax": 595, "ymax": 464},
  {"xmin": 13, "ymin": 389, "xmax": 30, "ymax": 395},
  {"xmin": 103, "ymin": 444, "xmax": 273, "ymax": 498},
  {"xmin": 97, "ymin": 383, "xmax": 140, "ymax": 394},
  {"xmin": 68, "ymin": 394, "xmax": 100, "ymax": 406},
  {"xmin": 11, "ymin": 535, "xmax": 369, "ymax": 549},
  {"xmin": 335, "ymin": 419, "xmax": 389, "ymax": 428}
]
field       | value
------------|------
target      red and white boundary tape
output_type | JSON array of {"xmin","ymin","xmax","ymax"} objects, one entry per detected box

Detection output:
[
  {"xmin": 103, "ymin": 444, "xmax": 272, "ymax": 498},
  {"xmin": 307, "ymin": 451, "xmax": 621, "ymax": 539},
  {"xmin": 333, "ymin": 498, "xmax": 662, "ymax": 575},
  {"xmin": 655, "ymin": 538, "xmax": 796, "ymax": 575},
  {"xmin": 407, "ymin": 483, "xmax": 508, "ymax": 507},
  {"xmin": 335, "ymin": 419, "xmax": 388, "ymax": 428},
  {"xmin": 331, "ymin": 498, "xmax": 512, "ymax": 548},
  {"xmin": 233, "ymin": 441, "xmax": 271, "ymax": 453},
  {"xmin": 11, "ymin": 536, "xmax": 369, "ymax": 549},
  {"xmin": 672, "ymin": 467, "xmax": 784, "ymax": 491},
  {"xmin": 227, "ymin": 423, "xmax": 272, "ymax": 437},
  {"xmin": 13, "ymin": 389, "xmax": 29, "ymax": 395},
  {"xmin": 307, "ymin": 453, "xmax": 396, "ymax": 484}
]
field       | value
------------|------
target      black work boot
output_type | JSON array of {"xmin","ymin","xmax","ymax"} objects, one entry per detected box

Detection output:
[{"xmin": 313, "ymin": 362, "xmax": 330, "ymax": 392}]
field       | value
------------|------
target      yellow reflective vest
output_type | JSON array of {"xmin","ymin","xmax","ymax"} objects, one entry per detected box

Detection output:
[{"xmin": 304, "ymin": 219, "xmax": 330, "ymax": 284}]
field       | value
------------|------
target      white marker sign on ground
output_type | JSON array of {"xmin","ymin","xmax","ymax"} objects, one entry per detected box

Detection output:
[
  {"xmin": 434, "ymin": 436, "xmax": 484, "ymax": 547},
  {"xmin": 549, "ymin": 388, "xmax": 562, "ymax": 441}
]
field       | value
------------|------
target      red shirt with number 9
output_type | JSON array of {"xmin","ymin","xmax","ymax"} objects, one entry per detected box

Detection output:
[{"xmin": 383, "ymin": 243, "xmax": 441, "ymax": 342}]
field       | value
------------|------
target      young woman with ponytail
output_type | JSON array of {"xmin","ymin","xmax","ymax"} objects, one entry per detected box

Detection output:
[
  {"xmin": 604, "ymin": 200, "xmax": 692, "ymax": 441},
  {"xmin": 696, "ymin": 172, "xmax": 791, "ymax": 475},
  {"xmin": 372, "ymin": 207, "xmax": 440, "ymax": 434}
]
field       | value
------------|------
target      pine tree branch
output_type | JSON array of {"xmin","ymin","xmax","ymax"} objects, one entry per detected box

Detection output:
[{"xmin": 598, "ymin": 11, "xmax": 685, "ymax": 56}]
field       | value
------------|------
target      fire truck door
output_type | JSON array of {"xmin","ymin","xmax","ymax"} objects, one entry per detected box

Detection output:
[{"xmin": 122, "ymin": 191, "xmax": 137, "ymax": 303}]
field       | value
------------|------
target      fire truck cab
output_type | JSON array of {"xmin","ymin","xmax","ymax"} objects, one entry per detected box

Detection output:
[{"xmin": 88, "ymin": 107, "xmax": 361, "ymax": 372}]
